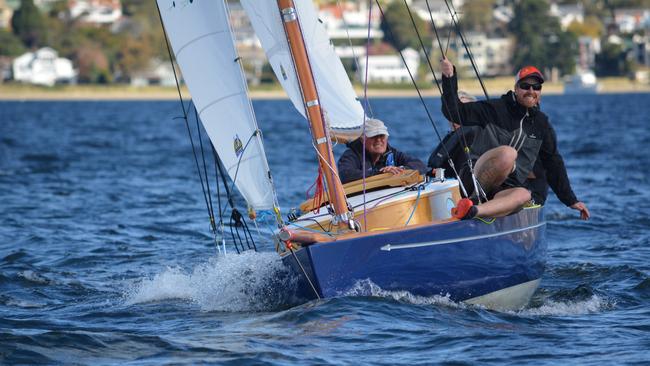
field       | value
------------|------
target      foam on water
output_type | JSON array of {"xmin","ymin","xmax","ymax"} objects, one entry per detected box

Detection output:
[
  {"xmin": 125, "ymin": 251, "xmax": 291, "ymax": 312},
  {"xmin": 344, "ymin": 279, "xmax": 464, "ymax": 308},
  {"xmin": 345, "ymin": 280, "xmax": 614, "ymax": 316},
  {"xmin": 516, "ymin": 295, "xmax": 613, "ymax": 316}
]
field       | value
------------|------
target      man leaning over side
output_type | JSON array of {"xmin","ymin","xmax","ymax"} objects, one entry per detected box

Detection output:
[{"xmin": 440, "ymin": 58, "xmax": 589, "ymax": 221}]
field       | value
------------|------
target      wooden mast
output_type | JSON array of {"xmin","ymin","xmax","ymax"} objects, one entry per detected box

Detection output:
[{"xmin": 277, "ymin": 0, "xmax": 355, "ymax": 230}]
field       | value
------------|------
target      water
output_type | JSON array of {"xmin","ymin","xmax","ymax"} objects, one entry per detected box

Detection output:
[{"xmin": 1, "ymin": 94, "xmax": 649, "ymax": 365}]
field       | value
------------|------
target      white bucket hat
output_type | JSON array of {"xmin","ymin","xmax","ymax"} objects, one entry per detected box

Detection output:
[{"xmin": 364, "ymin": 118, "xmax": 389, "ymax": 138}]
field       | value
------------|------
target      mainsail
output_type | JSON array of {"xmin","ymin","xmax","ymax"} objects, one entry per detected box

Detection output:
[
  {"xmin": 156, "ymin": 0, "xmax": 276, "ymax": 211},
  {"xmin": 240, "ymin": 0, "xmax": 366, "ymax": 138}
]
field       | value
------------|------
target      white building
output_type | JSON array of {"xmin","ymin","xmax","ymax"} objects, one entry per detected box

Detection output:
[
  {"xmin": 12, "ymin": 47, "xmax": 76, "ymax": 86},
  {"xmin": 614, "ymin": 8, "xmax": 650, "ymax": 33},
  {"xmin": 357, "ymin": 48, "xmax": 420, "ymax": 84},
  {"xmin": 318, "ymin": 2, "xmax": 383, "ymax": 59},
  {"xmin": 130, "ymin": 59, "xmax": 176, "ymax": 87},
  {"xmin": 451, "ymin": 33, "xmax": 513, "ymax": 77},
  {"xmin": 550, "ymin": 2, "xmax": 584, "ymax": 30},
  {"xmin": 410, "ymin": 0, "xmax": 465, "ymax": 28},
  {"xmin": 69, "ymin": 0, "xmax": 122, "ymax": 25}
]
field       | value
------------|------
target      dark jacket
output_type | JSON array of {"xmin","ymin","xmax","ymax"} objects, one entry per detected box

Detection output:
[
  {"xmin": 428, "ymin": 126, "xmax": 480, "ymax": 178},
  {"xmin": 441, "ymin": 71, "xmax": 577, "ymax": 207},
  {"xmin": 338, "ymin": 139, "xmax": 427, "ymax": 184}
]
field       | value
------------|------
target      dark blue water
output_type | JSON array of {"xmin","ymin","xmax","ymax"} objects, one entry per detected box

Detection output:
[{"xmin": 1, "ymin": 94, "xmax": 649, "ymax": 365}]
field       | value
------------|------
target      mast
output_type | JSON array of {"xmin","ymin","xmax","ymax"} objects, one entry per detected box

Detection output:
[{"xmin": 277, "ymin": 0, "xmax": 355, "ymax": 230}]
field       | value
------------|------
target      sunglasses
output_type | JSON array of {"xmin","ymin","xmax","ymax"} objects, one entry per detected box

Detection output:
[{"xmin": 518, "ymin": 82, "xmax": 542, "ymax": 91}]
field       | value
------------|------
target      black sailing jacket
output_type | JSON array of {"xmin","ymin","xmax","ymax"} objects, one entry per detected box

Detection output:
[
  {"xmin": 441, "ymin": 72, "xmax": 578, "ymax": 207},
  {"xmin": 337, "ymin": 139, "xmax": 427, "ymax": 184}
]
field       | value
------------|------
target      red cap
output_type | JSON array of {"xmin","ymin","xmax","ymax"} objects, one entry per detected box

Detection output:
[{"xmin": 515, "ymin": 66, "xmax": 544, "ymax": 84}]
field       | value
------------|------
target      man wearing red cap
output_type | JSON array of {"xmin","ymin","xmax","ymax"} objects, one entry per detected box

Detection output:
[{"xmin": 440, "ymin": 58, "xmax": 590, "ymax": 221}]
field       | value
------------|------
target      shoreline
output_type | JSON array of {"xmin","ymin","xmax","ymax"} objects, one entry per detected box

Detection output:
[{"xmin": 1, "ymin": 78, "xmax": 648, "ymax": 101}]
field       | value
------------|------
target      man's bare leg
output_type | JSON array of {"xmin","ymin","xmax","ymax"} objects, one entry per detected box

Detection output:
[
  {"xmin": 474, "ymin": 187, "xmax": 531, "ymax": 218},
  {"xmin": 473, "ymin": 146, "xmax": 518, "ymax": 193}
]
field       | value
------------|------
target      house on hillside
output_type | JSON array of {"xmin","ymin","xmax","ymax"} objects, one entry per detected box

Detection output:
[
  {"xmin": 550, "ymin": 2, "xmax": 584, "ymax": 30},
  {"xmin": 410, "ymin": 0, "xmax": 465, "ymax": 28},
  {"xmin": 614, "ymin": 8, "xmax": 650, "ymax": 33},
  {"xmin": 12, "ymin": 47, "xmax": 76, "ymax": 86},
  {"xmin": 357, "ymin": 46, "xmax": 420, "ymax": 84},
  {"xmin": 450, "ymin": 33, "xmax": 513, "ymax": 77},
  {"xmin": 69, "ymin": 0, "xmax": 122, "ymax": 25},
  {"xmin": 130, "ymin": 59, "xmax": 176, "ymax": 87},
  {"xmin": 318, "ymin": 1, "xmax": 383, "ymax": 59}
]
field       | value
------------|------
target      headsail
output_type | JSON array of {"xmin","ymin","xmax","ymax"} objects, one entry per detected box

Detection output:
[
  {"xmin": 240, "ymin": 0, "xmax": 366, "ymax": 140},
  {"xmin": 156, "ymin": 0, "xmax": 275, "ymax": 211}
]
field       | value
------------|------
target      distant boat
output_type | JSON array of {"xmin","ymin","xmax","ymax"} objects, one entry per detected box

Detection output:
[{"xmin": 564, "ymin": 70, "xmax": 600, "ymax": 94}]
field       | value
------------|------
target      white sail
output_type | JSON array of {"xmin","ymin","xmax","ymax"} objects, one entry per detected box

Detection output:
[
  {"xmin": 156, "ymin": 0, "xmax": 275, "ymax": 211},
  {"xmin": 240, "ymin": 0, "xmax": 366, "ymax": 135}
]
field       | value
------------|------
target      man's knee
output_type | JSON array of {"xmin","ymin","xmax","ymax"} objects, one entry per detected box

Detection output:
[
  {"xmin": 513, "ymin": 187, "xmax": 531, "ymax": 205},
  {"xmin": 492, "ymin": 145, "xmax": 517, "ymax": 165},
  {"xmin": 479, "ymin": 146, "xmax": 518, "ymax": 176}
]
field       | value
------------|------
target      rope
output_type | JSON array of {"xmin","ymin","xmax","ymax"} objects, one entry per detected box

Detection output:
[{"xmin": 404, "ymin": 184, "xmax": 424, "ymax": 226}]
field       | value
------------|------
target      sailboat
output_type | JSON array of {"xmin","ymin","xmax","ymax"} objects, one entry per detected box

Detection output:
[{"xmin": 156, "ymin": 0, "xmax": 546, "ymax": 310}]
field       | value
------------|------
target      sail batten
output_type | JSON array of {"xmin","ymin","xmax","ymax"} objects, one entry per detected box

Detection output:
[
  {"xmin": 241, "ymin": 0, "xmax": 366, "ymax": 135},
  {"xmin": 157, "ymin": 0, "xmax": 276, "ymax": 211}
]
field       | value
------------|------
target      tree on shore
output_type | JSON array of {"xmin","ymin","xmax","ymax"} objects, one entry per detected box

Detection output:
[
  {"xmin": 11, "ymin": 0, "xmax": 46, "ymax": 49},
  {"xmin": 380, "ymin": 1, "xmax": 428, "ymax": 51},
  {"xmin": 509, "ymin": 0, "xmax": 576, "ymax": 75},
  {"xmin": 460, "ymin": 0, "xmax": 497, "ymax": 33},
  {"xmin": 0, "ymin": 30, "xmax": 26, "ymax": 56}
]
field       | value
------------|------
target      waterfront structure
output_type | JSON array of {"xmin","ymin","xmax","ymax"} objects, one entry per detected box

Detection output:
[
  {"xmin": 357, "ymin": 47, "xmax": 420, "ymax": 84},
  {"xmin": 69, "ymin": 0, "xmax": 122, "ymax": 25},
  {"xmin": 12, "ymin": 47, "xmax": 76, "ymax": 86},
  {"xmin": 449, "ymin": 33, "xmax": 513, "ymax": 77}
]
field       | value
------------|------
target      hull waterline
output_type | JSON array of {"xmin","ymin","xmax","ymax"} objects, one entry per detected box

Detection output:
[{"xmin": 283, "ymin": 206, "xmax": 546, "ymax": 310}]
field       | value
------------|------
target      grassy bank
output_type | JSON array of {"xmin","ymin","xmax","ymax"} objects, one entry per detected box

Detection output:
[{"xmin": 0, "ymin": 77, "xmax": 648, "ymax": 101}]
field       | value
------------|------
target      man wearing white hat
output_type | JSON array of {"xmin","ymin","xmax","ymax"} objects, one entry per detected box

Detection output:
[{"xmin": 337, "ymin": 118, "xmax": 427, "ymax": 184}]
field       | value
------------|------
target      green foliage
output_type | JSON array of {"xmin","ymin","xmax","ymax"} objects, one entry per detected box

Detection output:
[
  {"xmin": 0, "ymin": 29, "xmax": 26, "ymax": 56},
  {"xmin": 509, "ymin": 0, "xmax": 576, "ymax": 75},
  {"xmin": 460, "ymin": 0, "xmax": 497, "ymax": 32},
  {"xmin": 380, "ymin": 1, "xmax": 429, "ymax": 51},
  {"xmin": 566, "ymin": 16, "xmax": 604, "ymax": 38},
  {"xmin": 11, "ymin": 0, "xmax": 46, "ymax": 48},
  {"xmin": 595, "ymin": 42, "xmax": 634, "ymax": 76}
]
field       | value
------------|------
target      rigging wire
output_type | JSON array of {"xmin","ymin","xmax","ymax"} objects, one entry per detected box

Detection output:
[
  {"xmin": 373, "ymin": 0, "xmax": 471, "ymax": 195},
  {"xmin": 213, "ymin": 147, "xmax": 257, "ymax": 253},
  {"xmin": 442, "ymin": 0, "xmax": 490, "ymax": 101},
  {"xmin": 155, "ymin": 2, "xmax": 223, "ymax": 248},
  {"xmin": 360, "ymin": 0, "xmax": 374, "ymax": 232},
  {"xmin": 402, "ymin": 0, "xmax": 471, "ymax": 196},
  {"xmin": 335, "ymin": 0, "xmax": 374, "ymax": 117}
]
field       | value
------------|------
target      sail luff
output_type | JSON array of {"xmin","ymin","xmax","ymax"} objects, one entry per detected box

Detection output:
[{"xmin": 276, "ymin": 0, "xmax": 352, "ymax": 228}]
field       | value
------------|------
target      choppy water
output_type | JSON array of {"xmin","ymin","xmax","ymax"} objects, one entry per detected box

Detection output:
[{"xmin": 1, "ymin": 94, "xmax": 649, "ymax": 365}]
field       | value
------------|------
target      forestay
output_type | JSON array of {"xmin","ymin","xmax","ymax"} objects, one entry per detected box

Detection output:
[
  {"xmin": 240, "ymin": 0, "xmax": 366, "ymax": 136},
  {"xmin": 156, "ymin": 0, "xmax": 276, "ymax": 211}
]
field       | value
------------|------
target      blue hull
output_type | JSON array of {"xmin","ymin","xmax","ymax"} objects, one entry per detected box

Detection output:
[{"xmin": 283, "ymin": 207, "xmax": 546, "ymax": 303}]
